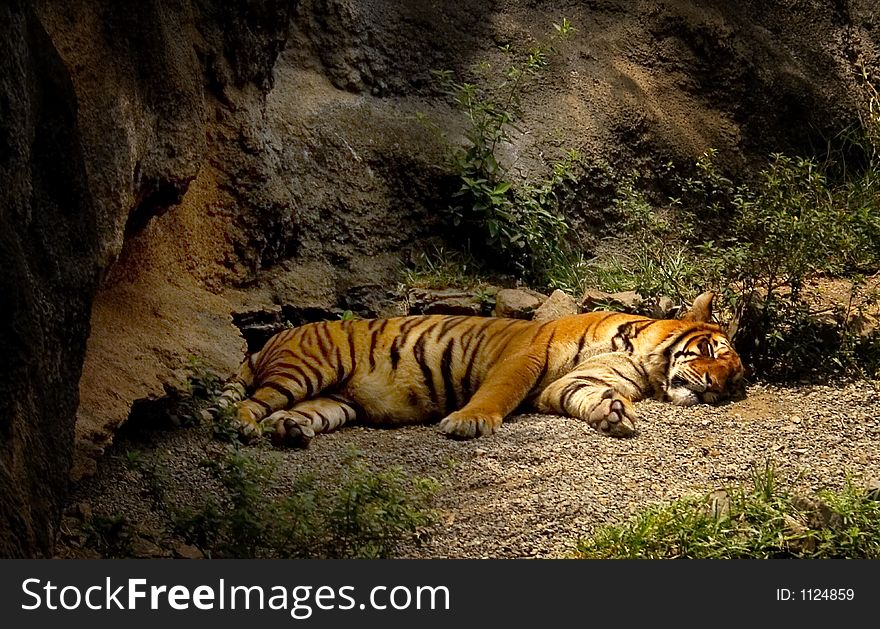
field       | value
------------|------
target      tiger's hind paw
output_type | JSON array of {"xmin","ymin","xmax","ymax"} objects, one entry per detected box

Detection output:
[
  {"xmin": 438, "ymin": 411, "xmax": 502, "ymax": 440},
  {"xmin": 237, "ymin": 420, "xmax": 264, "ymax": 444},
  {"xmin": 265, "ymin": 411, "xmax": 315, "ymax": 449},
  {"xmin": 226, "ymin": 404, "xmax": 264, "ymax": 444},
  {"xmin": 588, "ymin": 390, "xmax": 637, "ymax": 438}
]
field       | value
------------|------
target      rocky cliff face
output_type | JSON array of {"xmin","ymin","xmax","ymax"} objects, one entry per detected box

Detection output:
[
  {"xmin": 1, "ymin": 0, "xmax": 297, "ymax": 557},
  {"xmin": 0, "ymin": 0, "xmax": 100, "ymax": 557},
  {"xmin": 1, "ymin": 0, "xmax": 877, "ymax": 556}
]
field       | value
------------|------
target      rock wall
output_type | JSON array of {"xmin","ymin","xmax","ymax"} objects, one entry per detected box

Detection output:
[
  {"xmin": 0, "ymin": 0, "xmax": 298, "ymax": 556},
  {"xmin": 34, "ymin": 0, "xmax": 300, "ymax": 482},
  {"xmin": 0, "ymin": 1, "xmax": 100, "ymax": 556},
  {"xmin": 0, "ymin": 0, "xmax": 877, "ymax": 556}
]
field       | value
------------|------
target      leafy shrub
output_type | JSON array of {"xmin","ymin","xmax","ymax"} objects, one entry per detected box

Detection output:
[
  {"xmin": 185, "ymin": 356, "xmax": 223, "ymax": 402},
  {"xmin": 82, "ymin": 514, "xmax": 134, "ymax": 558},
  {"xmin": 427, "ymin": 20, "xmax": 583, "ymax": 286},
  {"xmin": 325, "ymin": 449, "xmax": 439, "ymax": 559},
  {"xmin": 585, "ymin": 171, "xmax": 705, "ymax": 302},
  {"xmin": 135, "ymin": 446, "xmax": 438, "ymax": 559},
  {"xmin": 703, "ymin": 153, "xmax": 880, "ymax": 378},
  {"xmin": 588, "ymin": 143, "xmax": 880, "ymax": 379}
]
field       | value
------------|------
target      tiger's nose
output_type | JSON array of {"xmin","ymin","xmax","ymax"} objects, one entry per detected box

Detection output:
[{"xmin": 705, "ymin": 373, "xmax": 725, "ymax": 393}]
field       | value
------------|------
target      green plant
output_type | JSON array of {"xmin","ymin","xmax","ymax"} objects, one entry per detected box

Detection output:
[
  {"xmin": 428, "ymin": 20, "xmax": 583, "ymax": 285},
  {"xmin": 169, "ymin": 356, "xmax": 225, "ymax": 428},
  {"xmin": 327, "ymin": 447, "xmax": 439, "ymax": 559},
  {"xmin": 210, "ymin": 403, "xmax": 241, "ymax": 442},
  {"xmin": 185, "ymin": 356, "xmax": 222, "ymax": 402},
  {"xmin": 164, "ymin": 450, "xmax": 322, "ymax": 558},
  {"xmin": 727, "ymin": 156, "xmax": 864, "ymax": 288},
  {"xmin": 575, "ymin": 463, "xmax": 880, "ymax": 559},
  {"xmin": 671, "ymin": 148, "xmax": 738, "ymax": 232},
  {"xmin": 473, "ymin": 285, "xmax": 495, "ymax": 306},
  {"xmin": 122, "ymin": 449, "xmax": 144, "ymax": 471},
  {"xmin": 82, "ymin": 514, "xmax": 134, "ymax": 558},
  {"xmin": 170, "ymin": 499, "xmax": 225, "ymax": 553},
  {"xmin": 137, "ymin": 446, "xmax": 438, "ymax": 559},
  {"xmin": 701, "ymin": 153, "xmax": 880, "ymax": 378},
  {"xmin": 584, "ymin": 171, "xmax": 704, "ymax": 302},
  {"xmin": 589, "ymin": 141, "xmax": 880, "ymax": 379},
  {"xmin": 402, "ymin": 243, "xmax": 492, "ymax": 289},
  {"xmin": 198, "ymin": 452, "xmax": 277, "ymax": 558}
]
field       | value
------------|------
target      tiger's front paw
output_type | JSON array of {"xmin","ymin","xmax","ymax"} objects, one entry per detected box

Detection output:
[
  {"xmin": 589, "ymin": 389, "xmax": 636, "ymax": 437},
  {"xmin": 439, "ymin": 410, "xmax": 502, "ymax": 439}
]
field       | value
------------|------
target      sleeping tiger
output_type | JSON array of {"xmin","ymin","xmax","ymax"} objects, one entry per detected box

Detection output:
[{"xmin": 212, "ymin": 291, "xmax": 745, "ymax": 447}]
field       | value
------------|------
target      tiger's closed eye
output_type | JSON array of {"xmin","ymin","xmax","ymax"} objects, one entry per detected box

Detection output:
[{"xmin": 697, "ymin": 338, "xmax": 713, "ymax": 357}]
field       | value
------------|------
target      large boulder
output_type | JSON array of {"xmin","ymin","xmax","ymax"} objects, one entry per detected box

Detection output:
[
  {"xmin": 533, "ymin": 289, "xmax": 580, "ymax": 321},
  {"xmin": 494, "ymin": 288, "xmax": 549, "ymax": 319}
]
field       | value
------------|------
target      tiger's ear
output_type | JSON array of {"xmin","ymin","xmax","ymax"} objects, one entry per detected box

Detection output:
[{"xmin": 681, "ymin": 291, "xmax": 714, "ymax": 323}]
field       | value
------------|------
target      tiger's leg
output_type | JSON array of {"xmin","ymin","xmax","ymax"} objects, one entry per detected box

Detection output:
[
  {"xmin": 438, "ymin": 354, "xmax": 543, "ymax": 439},
  {"xmin": 207, "ymin": 353, "xmax": 305, "ymax": 441},
  {"xmin": 212, "ymin": 380, "xmax": 247, "ymax": 414},
  {"xmin": 236, "ymin": 361, "xmax": 342, "ymax": 440},
  {"xmin": 534, "ymin": 352, "xmax": 648, "ymax": 437},
  {"xmin": 262, "ymin": 395, "xmax": 359, "ymax": 448},
  {"xmin": 212, "ymin": 323, "xmax": 353, "ymax": 441},
  {"xmin": 208, "ymin": 370, "xmax": 259, "ymax": 438}
]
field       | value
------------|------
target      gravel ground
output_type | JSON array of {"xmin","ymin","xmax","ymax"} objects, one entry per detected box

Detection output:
[{"xmin": 56, "ymin": 380, "xmax": 880, "ymax": 559}]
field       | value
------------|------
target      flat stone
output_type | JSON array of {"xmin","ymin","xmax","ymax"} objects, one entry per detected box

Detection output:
[
  {"xmin": 130, "ymin": 537, "xmax": 172, "ymax": 559},
  {"xmin": 173, "ymin": 542, "xmax": 206, "ymax": 560},
  {"xmin": 407, "ymin": 288, "xmax": 491, "ymax": 316},
  {"xmin": 581, "ymin": 289, "xmax": 644, "ymax": 314}
]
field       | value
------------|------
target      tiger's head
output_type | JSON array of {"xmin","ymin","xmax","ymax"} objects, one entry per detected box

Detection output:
[{"xmin": 662, "ymin": 292, "xmax": 746, "ymax": 407}]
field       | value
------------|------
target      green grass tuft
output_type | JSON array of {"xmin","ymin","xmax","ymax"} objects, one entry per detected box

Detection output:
[{"xmin": 574, "ymin": 464, "xmax": 880, "ymax": 559}]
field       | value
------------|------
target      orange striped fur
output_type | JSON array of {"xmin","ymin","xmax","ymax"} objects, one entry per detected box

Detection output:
[{"xmin": 214, "ymin": 292, "xmax": 744, "ymax": 446}]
